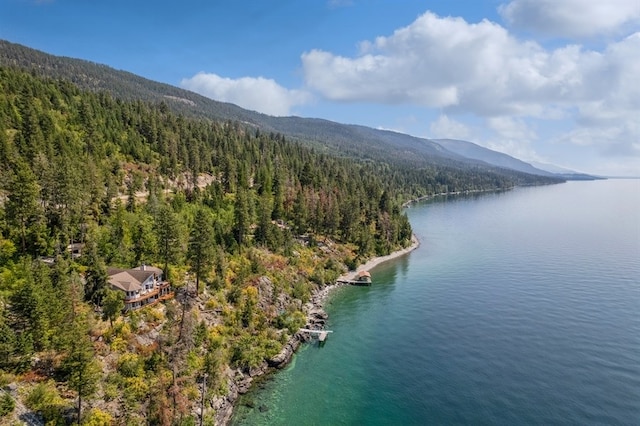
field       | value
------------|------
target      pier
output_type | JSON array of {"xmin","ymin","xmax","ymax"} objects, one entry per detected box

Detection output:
[
  {"xmin": 299, "ymin": 328, "xmax": 333, "ymax": 342},
  {"xmin": 337, "ymin": 270, "xmax": 372, "ymax": 286}
]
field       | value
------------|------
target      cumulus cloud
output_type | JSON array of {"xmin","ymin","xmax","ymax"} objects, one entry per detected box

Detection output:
[
  {"xmin": 180, "ymin": 72, "xmax": 311, "ymax": 116},
  {"xmin": 301, "ymin": 11, "xmax": 640, "ymax": 162},
  {"xmin": 498, "ymin": 0, "xmax": 640, "ymax": 38},
  {"xmin": 301, "ymin": 11, "xmax": 633, "ymax": 115},
  {"xmin": 488, "ymin": 116, "xmax": 536, "ymax": 141},
  {"xmin": 429, "ymin": 115, "xmax": 470, "ymax": 140}
]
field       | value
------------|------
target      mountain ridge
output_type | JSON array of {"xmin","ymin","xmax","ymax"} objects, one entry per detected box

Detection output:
[
  {"xmin": 432, "ymin": 138, "xmax": 555, "ymax": 177},
  {"xmin": 0, "ymin": 39, "xmax": 567, "ymax": 182}
]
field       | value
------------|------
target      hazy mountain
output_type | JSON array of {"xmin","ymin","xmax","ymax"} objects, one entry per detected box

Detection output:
[
  {"xmin": 432, "ymin": 139, "xmax": 554, "ymax": 177},
  {"xmin": 529, "ymin": 161, "xmax": 577, "ymax": 174},
  {"xmin": 529, "ymin": 161, "xmax": 605, "ymax": 180},
  {"xmin": 433, "ymin": 139, "xmax": 605, "ymax": 180}
]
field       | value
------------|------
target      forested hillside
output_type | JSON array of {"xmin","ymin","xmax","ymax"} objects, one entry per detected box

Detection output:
[
  {"xmin": 0, "ymin": 40, "xmax": 567, "ymax": 181},
  {"xmin": 0, "ymin": 65, "xmax": 421, "ymax": 424},
  {"xmin": 0, "ymin": 62, "xmax": 562, "ymax": 425}
]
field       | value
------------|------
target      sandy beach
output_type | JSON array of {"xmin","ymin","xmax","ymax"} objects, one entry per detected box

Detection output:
[
  {"xmin": 309, "ymin": 234, "xmax": 420, "ymax": 309},
  {"xmin": 337, "ymin": 234, "xmax": 420, "ymax": 282}
]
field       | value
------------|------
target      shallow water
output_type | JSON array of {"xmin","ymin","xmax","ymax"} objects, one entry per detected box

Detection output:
[{"xmin": 233, "ymin": 179, "xmax": 640, "ymax": 425}]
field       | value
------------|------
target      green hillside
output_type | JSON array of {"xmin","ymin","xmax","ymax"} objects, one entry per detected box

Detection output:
[
  {"xmin": 0, "ymin": 42, "xmax": 561, "ymax": 425},
  {"xmin": 0, "ymin": 39, "xmax": 565, "ymax": 181}
]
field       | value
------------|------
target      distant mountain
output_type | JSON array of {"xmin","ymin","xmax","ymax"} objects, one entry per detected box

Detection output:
[
  {"xmin": 529, "ymin": 161, "xmax": 604, "ymax": 180},
  {"xmin": 529, "ymin": 161, "xmax": 576, "ymax": 174},
  {"xmin": 433, "ymin": 139, "xmax": 605, "ymax": 180},
  {"xmin": 432, "ymin": 139, "xmax": 554, "ymax": 177},
  {"xmin": 0, "ymin": 39, "xmax": 564, "ymax": 185}
]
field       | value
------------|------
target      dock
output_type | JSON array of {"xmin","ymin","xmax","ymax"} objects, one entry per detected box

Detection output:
[
  {"xmin": 337, "ymin": 270, "xmax": 372, "ymax": 286},
  {"xmin": 299, "ymin": 328, "xmax": 333, "ymax": 342},
  {"xmin": 336, "ymin": 278, "xmax": 371, "ymax": 286}
]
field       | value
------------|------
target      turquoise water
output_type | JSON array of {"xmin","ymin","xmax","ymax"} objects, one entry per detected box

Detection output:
[{"xmin": 232, "ymin": 179, "xmax": 640, "ymax": 425}]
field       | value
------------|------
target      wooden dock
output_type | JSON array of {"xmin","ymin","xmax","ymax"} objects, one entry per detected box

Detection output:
[
  {"xmin": 337, "ymin": 270, "xmax": 371, "ymax": 286},
  {"xmin": 336, "ymin": 278, "xmax": 371, "ymax": 286},
  {"xmin": 299, "ymin": 328, "xmax": 333, "ymax": 342}
]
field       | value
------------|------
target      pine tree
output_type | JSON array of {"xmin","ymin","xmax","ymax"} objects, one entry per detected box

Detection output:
[
  {"xmin": 5, "ymin": 158, "xmax": 42, "ymax": 254},
  {"xmin": 233, "ymin": 188, "xmax": 250, "ymax": 247},
  {"xmin": 154, "ymin": 203, "xmax": 180, "ymax": 280},
  {"xmin": 61, "ymin": 317, "xmax": 100, "ymax": 425},
  {"xmin": 82, "ymin": 238, "xmax": 108, "ymax": 305},
  {"xmin": 188, "ymin": 208, "xmax": 214, "ymax": 294}
]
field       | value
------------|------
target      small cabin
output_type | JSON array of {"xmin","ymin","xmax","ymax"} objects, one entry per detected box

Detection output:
[{"xmin": 355, "ymin": 270, "xmax": 372, "ymax": 285}]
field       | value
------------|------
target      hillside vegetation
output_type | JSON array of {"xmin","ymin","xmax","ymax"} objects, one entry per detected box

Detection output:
[
  {"xmin": 0, "ymin": 65, "xmax": 420, "ymax": 423},
  {"xmin": 0, "ymin": 39, "xmax": 567, "ymax": 181},
  {"xmin": 0, "ymin": 58, "xmax": 561, "ymax": 425}
]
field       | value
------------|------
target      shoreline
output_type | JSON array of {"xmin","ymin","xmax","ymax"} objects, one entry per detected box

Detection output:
[
  {"xmin": 308, "ymin": 233, "xmax": 420, "ymax": 316},
  {"xmin": 401, "ymin": 187, "xmax": 515, "ymax": 208},
  {"xmin": 307, "ymin": 234, "xmax": 420, "ymax": 327},
  {"xmin": 218, "ymin": 234, "xmax": 420, "ymax": 424}
]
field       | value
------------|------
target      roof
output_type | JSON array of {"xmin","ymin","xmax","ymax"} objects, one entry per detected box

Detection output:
[
  {"xmin": 108, "ymin": 271, "xmax": 142, "ymax": 292},
  {"xmin": 107, "ymin": 265, "xmax": 164, "ymax": 292},
  {"xmin": 357, "ymin": 271, "xmax": 371, "ymax": 278}
]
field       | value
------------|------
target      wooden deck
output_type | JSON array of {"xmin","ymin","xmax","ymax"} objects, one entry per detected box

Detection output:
[
  {"xmin": 336, "ymin": 278, "xmax": 371, "ymax": 286},
  {"xmin": 299, "ymin": 328, "xmax": 333, "ymax": 342}
]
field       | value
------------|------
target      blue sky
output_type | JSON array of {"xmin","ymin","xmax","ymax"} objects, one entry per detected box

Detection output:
[{"xmin": 1, "ymin": 0, "xmax": 639, "ymax": 176}]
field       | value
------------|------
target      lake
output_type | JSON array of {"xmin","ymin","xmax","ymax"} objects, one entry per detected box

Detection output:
[{"xmin": 232, "ymin": 179, "xmax": 640, "ymax": 425}]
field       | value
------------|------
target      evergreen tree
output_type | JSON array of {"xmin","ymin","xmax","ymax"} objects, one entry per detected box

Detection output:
[
  {"xmin": 132, "ymin": 214, "xmax": 156, "ymax": 266},
  {"xmin": 154, "ymin": 203, "xmax": 180, "ymax": 280},
  {"xmin": 9, "ymin": 261, "xmax": 49, "ymax": 353},
  {"xmin": 187, "ymin": 208, "xmax": 214, "ymax": 293},
  {"xmin": 60, "ymin": 317, "xmax": 100, "ymax": 425},
  {"xmin": 5, "ymin": 158, "xmax": 42, "ymax": 254},
  {"xmin": 82, "ymin": 238, "xmax": 108, "ymax": 305},
  {"xmin": 102, "ymin": 288, "xmax": 124, "ymax": 327},
  {"xmin": 0, "ymin": 314, "xmax": 16, "ymax": 369},
  {"xmin": 233, "ymin": 188, "xmax": 250, "ymax": 247}
]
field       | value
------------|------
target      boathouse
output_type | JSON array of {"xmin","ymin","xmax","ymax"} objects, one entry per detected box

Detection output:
[{"xmin": 355, "ymin": 270, "xmax": 372, "ymax": 285}]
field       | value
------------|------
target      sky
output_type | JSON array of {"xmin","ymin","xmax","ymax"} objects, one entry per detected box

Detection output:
[{"xmin": 1, "ymin": 0, "xmax": 639, "ymax": 176}]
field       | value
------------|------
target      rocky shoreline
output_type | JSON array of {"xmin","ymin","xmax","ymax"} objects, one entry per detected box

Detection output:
[{"xmin": 214, "ymin": 235, "xmax": 420, "ymax": 424}]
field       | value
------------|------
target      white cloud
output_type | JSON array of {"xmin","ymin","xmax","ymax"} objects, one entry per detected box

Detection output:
[
  {"xmin": 429, "ymin": 115, "xmax": 470, "ymax": 140},
  {"xmin": 498, "ymin": 0, "xmax": 640, "ymax": 38},
  {"xmin": 483, "ymin": 116, "xmax": 541, "ymax": 161},
  {"xmin": 487, "ymin": 116, "xmax": 536, "ymax": 141},
  {"xmin": 485, "ymin": 138, "xmax": 541, "ymax": 163},
  {"xmin": 180, "ymin": 72, "xmax": 311, "ymax": 116},
  {"xmin": 301, "ymin": 11, "xmax": 637, "ymax": 115},
  {"xmin": 300, "ymin": 11, "xmax": 640, "ymax": 171}
]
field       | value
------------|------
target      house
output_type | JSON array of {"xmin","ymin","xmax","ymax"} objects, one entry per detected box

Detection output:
[{"xmin": 107, "ymin": 265, "xmax": 173, "ymax": 311}]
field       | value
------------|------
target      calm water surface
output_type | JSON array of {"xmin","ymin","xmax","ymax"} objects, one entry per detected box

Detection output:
[{"xmin": 232, "ymin": 179, "xmax": 640, "ymax": 425}]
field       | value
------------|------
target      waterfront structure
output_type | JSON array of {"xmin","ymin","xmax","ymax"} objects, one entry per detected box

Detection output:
[
  {"xmin": 355, "ymin": 270, "xmax": 372, "ymax": 285},
  {"xmin": 337, "ymin": 270, "xmax": 372, "ymax": 286}
]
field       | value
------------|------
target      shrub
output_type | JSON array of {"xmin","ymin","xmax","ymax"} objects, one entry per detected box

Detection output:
[
  {"xmin": 291, "ymin": 281, "xmax": 310, "ymax": 303},
  {"xmin": 117, "ymin": 353, "xmax": 143, "ymax": 378},
  {"xmin": 82, "ymin": 408, "xmax": 114, "ymax": 425},
  {"xmin": 0, "ymin": 392, "xmax": 15, "ymax": 417},
  {"xmin": 25, "ymin": 381, "xmax": 66, "ymax": 424}
]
